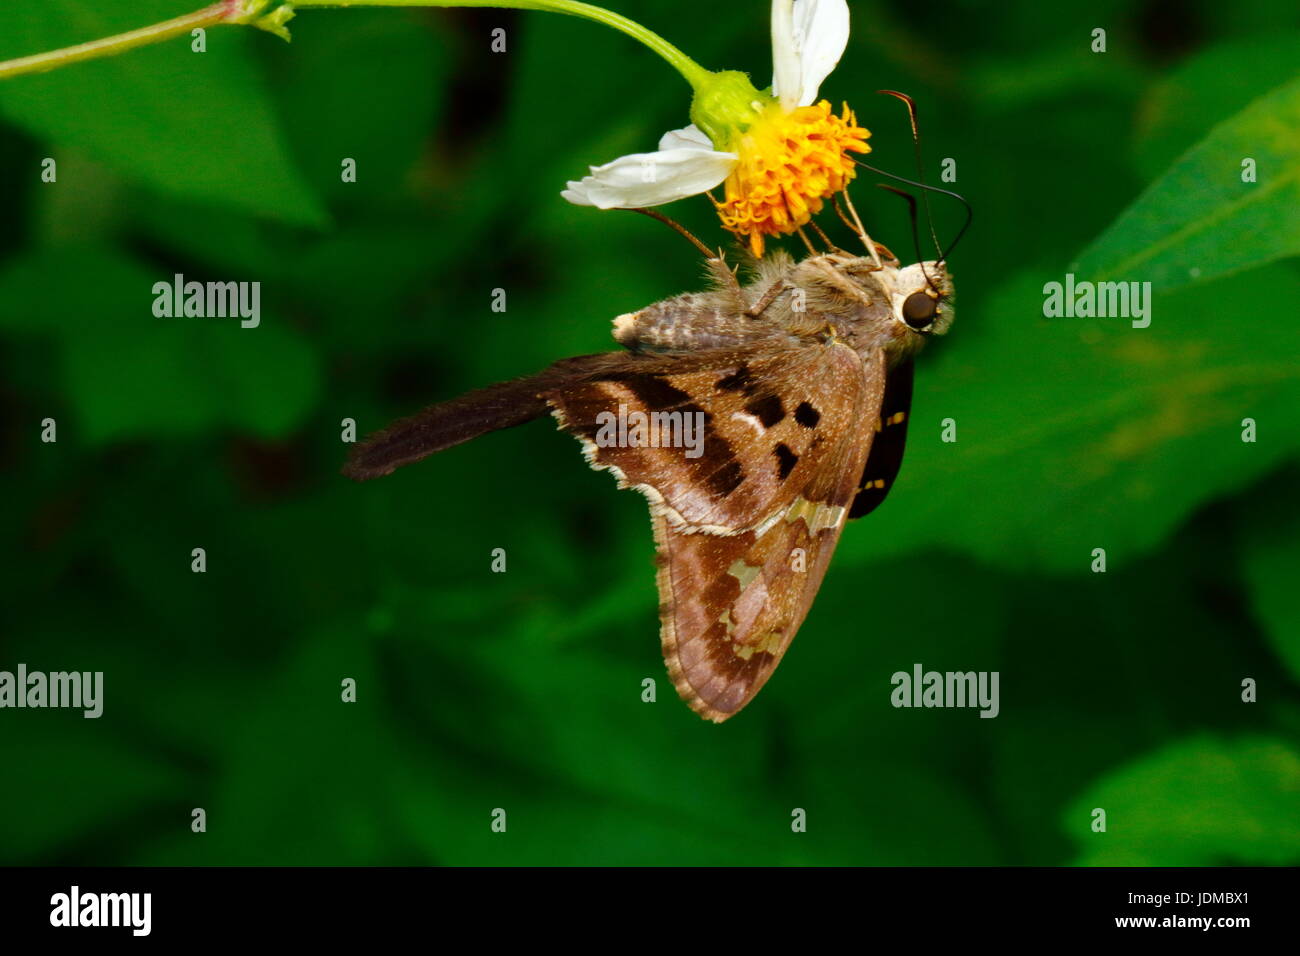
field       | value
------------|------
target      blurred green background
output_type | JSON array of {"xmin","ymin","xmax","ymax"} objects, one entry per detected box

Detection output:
[{"xmin": 1, "ymin": 0, "xmax": 1298, "ymax": 866}]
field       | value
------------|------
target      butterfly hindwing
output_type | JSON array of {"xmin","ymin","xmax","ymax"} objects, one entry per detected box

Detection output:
[
  {"xmin": 547, "ymin": 343, "xmax": 886, "ymax": 721},
  {"xmin": 849, "ymin": 359, "xmax": 914, "ymax": 519}
]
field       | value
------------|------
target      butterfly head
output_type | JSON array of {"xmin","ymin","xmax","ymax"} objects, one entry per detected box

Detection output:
[{"xmin": 893, "ymin": 261, "xmax": 954, "ymax": 338}]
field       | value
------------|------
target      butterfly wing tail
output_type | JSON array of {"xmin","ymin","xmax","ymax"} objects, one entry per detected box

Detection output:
[{"xmin": 343, "ymin": 354, "xmax": 621, "ymax": 481}]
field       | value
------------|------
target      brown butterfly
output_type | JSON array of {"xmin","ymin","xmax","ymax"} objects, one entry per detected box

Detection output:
[{"xmin": 344, "ymin": 238, "xmax": 954, "ymax": 722}]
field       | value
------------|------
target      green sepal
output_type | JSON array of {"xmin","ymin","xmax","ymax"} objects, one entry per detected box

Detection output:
[
  {"xmin": 230, "ymin": 0, "xmax": 297, "ymax": 42},
  {"xmin": 688, "ymin": 70, "xmax": 773, "ymax": 148}
]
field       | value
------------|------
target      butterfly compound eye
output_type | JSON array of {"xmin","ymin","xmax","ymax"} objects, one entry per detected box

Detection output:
[{"xmin": 901, "ymin": 291, "xmax": 938, "ymax": 331}]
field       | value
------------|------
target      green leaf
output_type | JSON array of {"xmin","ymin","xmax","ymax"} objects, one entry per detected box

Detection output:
[
  {"xmin": 1239, "ymin": 474, "xmax": 1300, "ymax": 683},
  {"xmin": 1134, "ymin": 33, "xmax": 1300, "ymax": 179},
  {"xmin": 837, "ymin": 265, "xmax": 1300, "ymax": 572},
  {"xmin": 984, "ymin": 536, "xmax": 1276, "ymax": 864},
  {"xmin": 1074, "ymin": 74, "xmax": 1300, "ymax": 292},
  {"xmin": 0, "ymin": 0, "xmax": 325, "ymax": 225},
  {"xmin": 0, "ymin": 247, "xmax": 321, "ymax": 443},
  {"xmin": 1065, "ymin": 735, "xmax": 1300, "ymax": 865}
]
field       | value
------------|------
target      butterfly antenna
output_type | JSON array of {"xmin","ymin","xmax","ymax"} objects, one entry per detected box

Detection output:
[
  {"xmin": 876, "ymin": 184, "xmax": 940, "ymax": 294},
  {"xmin": 877, "ymin": 90, "xmax": 943, "ymax": 261},
  {"xmin": 852, "ymin": 157, "xmax": 973, "ymax": 263}
]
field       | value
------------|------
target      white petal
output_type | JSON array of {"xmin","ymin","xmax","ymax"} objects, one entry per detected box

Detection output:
[
  {"xmin": 771, "ymin": 0, "xmax": 851, "ymax": 108},
  {"xmin": 658, "ymin": 124, "xmax": 715, "ymax": 151},
  {"xmin": 770, "ymin": 0, "xmax": 801, "ymax": 111},
  {"xmin": 793, "ymin": 0, "xmax": 851, "ymax": 105},
  {"xmin": 561, "ymin": 147, "xmax": 737, "ymax": 210}
]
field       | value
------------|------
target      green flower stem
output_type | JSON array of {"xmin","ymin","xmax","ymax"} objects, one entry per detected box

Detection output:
[
  {"xmin": 292, "ymin": 0, "xmax": 710, "ymax": 89},
  {"xmin": 0, "ymin": 0, "xmax": 712, "ymax": 91},
  {"xmin": 0, "ymin": 2, "xmax": 237, "ymax": 81}
]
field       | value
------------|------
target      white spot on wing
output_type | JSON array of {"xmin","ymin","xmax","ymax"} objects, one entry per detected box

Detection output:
[{"xmin": 731, "ymin": 411, "xmax": 765, "ymax": 437}]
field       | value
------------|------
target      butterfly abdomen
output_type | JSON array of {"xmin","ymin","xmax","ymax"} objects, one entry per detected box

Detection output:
[{"xmin": 612, "ymin": 285, "xmax": 798, "ymax": 353}]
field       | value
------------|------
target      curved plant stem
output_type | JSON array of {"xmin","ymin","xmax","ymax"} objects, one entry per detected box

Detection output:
[
  {"xmin": 0, "ymin": 3, "xmax": 236, "ymax": 81},
  {"xmin": 0, "ymin": 0, "xmax": 712, "ymax": 90}
]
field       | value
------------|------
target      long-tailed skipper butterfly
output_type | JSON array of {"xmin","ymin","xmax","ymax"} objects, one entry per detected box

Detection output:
[{"xmin": 344, "ymin": 221, "xmax": 956, "ymax": 721}]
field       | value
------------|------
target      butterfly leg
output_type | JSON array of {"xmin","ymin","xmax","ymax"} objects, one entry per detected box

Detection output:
[
  {"xmin": 697, "ymin": 254, "xmax": 751, "ymax": 311},
  {"xmin": 745, "ymin": 278, "xmax": 795, "ymax": 317},
  {"xmin": 832, "ymin": 193, "xmax": 885, "ymax": 270},
  {"xmin": 807, "ymin": 219, "xmax": 846, "ymax": 255},
  {"xmin": 627, "ymin": 207, "xmax": 750, "ymax": 309},
  {"xmin": 627, "ymin": 207, "xmax": 718, "ymax": 259}
]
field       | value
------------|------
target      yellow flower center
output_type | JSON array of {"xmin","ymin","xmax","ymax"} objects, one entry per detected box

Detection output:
[{"xmin": 714, "ymin": 100, "xmax": 871, "ymax": 257}]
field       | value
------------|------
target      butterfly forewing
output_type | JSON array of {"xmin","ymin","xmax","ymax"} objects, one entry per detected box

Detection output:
[{"xmin": 546, "ymin": 344, "xmax": 867, "ymax": 534}]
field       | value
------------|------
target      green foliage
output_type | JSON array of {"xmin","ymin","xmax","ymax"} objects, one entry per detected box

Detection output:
[
  {"xmin": 1239, "ymin": 471, "xmax": 1300, "ymax": 684},
  {"xmin": 1133, "ymin": 33, "xmax": 1300, "ymax": 177},
  {"xmin": 0, "ymin": 247, "xmax": 321, "ymax": 442},
  {"xmin": 1075, "ymin": 73, "xmax": 1300, "ymax": 291},
  {"xmin": 837, "ymin": 264, "xmax": 1300, "ymax": 572},
  {"xmin": 0, "ymin": 0, "xmax": 1297, "ymax": 866},
  {"xmin": 0, "ymin": 0, "xmax": 325, "ymax": 224},
  {"xmin": 1065, "ymin": 736, "xmax": 1300, "ymax": 866}
]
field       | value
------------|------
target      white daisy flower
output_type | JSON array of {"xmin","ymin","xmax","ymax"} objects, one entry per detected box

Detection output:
[{"xmin": 562, "ymin": 0, "xmax": 868, "ymax": 255}]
